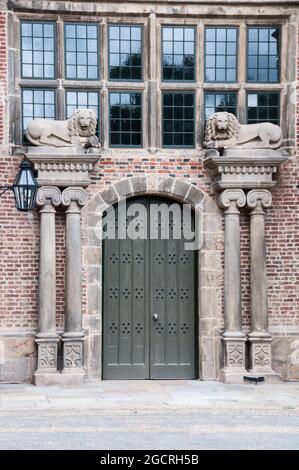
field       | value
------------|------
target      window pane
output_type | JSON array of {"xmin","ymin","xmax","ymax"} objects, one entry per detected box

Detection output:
[
  {"xmin": 204, "ymin": 92, "xmax": 237, "ymax": 120},
  {"xmin": 247, "ymin": 92, "xmax": 280, "ymax": 124},
  {"xmin": 247, "ymin": 27, "xmax": 280, "ymax": 82},
  {"xmin": 163, "ymin": 92, "xmax": 195, "ymax": 147},
  {"xmin": 65, "ymin": 24, "xmax": 99, "ymax": 79},
  {"xmin": 109, "ymin": 92, "xmax": 142, "ymax": 147},
  {"xmin": 22, "ymin": 88, "xmax": 55, "ymax": 140},
  {"xmin": 205, "ymin": 27, "xmax": 238, "ymax": 83},
  {"xmin": 108, "ymin": 25, "xmax": 142, "ymax": 81},
  {"xmin": 21, "ymin": 22, "xmax": 55, "ymax": 78},
  {"xmin": 162, "ymin": 26, "xmax": 195, "ymax": 81}
]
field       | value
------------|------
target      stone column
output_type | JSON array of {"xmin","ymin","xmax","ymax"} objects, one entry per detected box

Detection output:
[
  {"xmin": 61, "ymin": 187, "xmax": 87, "ymax": 380},
  {"xmin": 219, "ymin": 189, "xmax": 247, "ymax": 382},
  {"xmin": 34, "ymin": 186, "xmax": 61, "ymax": 385},
  {"xmin": 247, "ymin": 189, "xmax": 275, "ymax": 377}
]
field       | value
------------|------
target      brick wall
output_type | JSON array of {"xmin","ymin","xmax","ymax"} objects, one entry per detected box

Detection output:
[{"xmin": 0, "ymin": 9, "xmax": 299, "ymax": 360}]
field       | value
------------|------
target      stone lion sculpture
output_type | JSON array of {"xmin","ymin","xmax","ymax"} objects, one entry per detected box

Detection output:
[
  {"xmin": 25, "ymin": 109, "xmax": 100, "ymax": 149},
  {"xmin": 204, "ymin": 112, "xmax": 282, "ymax": 150}
]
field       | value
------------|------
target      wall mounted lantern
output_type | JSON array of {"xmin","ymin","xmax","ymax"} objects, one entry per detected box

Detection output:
[{"xmin": 0, "ymin": 160, "xmax": 38, "ymax": 212}]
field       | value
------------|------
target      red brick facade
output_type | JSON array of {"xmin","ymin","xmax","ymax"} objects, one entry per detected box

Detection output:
[{"xmin": 0, "ymin": 4, "xmax": 298, "ymax": 382}]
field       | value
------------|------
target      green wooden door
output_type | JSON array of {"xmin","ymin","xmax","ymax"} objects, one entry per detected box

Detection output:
[{"xmin": 103, "ymin": 197, "xmax": 197, "ymax": 379}]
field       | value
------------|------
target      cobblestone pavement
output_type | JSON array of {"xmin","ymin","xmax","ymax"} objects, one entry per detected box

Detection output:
[{"xmin": 0, "ymin": 381, "xmax": 298, "ymax": 449}]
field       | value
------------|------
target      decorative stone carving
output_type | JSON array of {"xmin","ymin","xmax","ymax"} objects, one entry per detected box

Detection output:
[
  {"xmin": 219, "ymin": 188, "xmax": 246, "ymax": 211},
  {"xmin": 63, "ymin": 342, "xmax": 84, "ymax": 369},
  {"xmin": 62, "ymin": 187, "xmax": 87, "ymax": 208},
  {"xmin": 204, "ymin": 112, "xmax": 282, "ymax": 150},
  {"xmin": 204, "ymin": 149, "xmax": 288, "ymax": 190},
  {"xmin": 36, "ymin": 186, "xmax": 62, "ymax": 208},
  {"xmin": 38, "ymin": 343, "xmax": 57, "ymax": 369},
  {"xmin": 247, "ymin": 189, "xmax": 272, "ymax": 209},
  {"xmin": 227, "ymin": 341, "xmax": 246, "ymax": 367},
  {"xmin": 25, "ymin": 109, "xmax": 100, "ymax": 149}
]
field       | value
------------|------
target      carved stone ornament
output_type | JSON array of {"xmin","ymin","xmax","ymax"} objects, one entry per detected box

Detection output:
[
  {"xmin": 62, "ymin": 187, "xmax": 87, "ymax": 208},
  {"xmin": 38, "ymin": 343, "xmax": 57, "ymax": 370},
  {"xmin": 25, "ymin": 109, "xmax": 100, "ymax": 150},
  {"xmin": 246, "ymin": 189, "xmax": 272, "ymax": 209},
  {"xmin": 218, "ymin": 188, "xmax": 246, "ymax": 210},
  {"xmin": 63, "ymin": 342, "xmax": 83, "ymax": 368},
  {"xmin": 204, "ymin": 112, "xmax": 282, "ymax": 150},
  {"xmin": 36, "ymin": 186, "xmax": 61, "ymax": 207}
]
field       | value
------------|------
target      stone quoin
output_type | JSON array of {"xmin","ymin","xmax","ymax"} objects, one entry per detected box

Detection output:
[{"xmin": 0, "ymin": 1, "xmax": 298, "ymax": 385}]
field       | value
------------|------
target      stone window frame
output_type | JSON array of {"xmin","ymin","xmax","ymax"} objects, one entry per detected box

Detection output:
[{"xmin": 9, "ymin": 13, "xmax": 295, "ymax": 151}]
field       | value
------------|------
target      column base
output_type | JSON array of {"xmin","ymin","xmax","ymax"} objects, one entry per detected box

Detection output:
[
  {"xmin": 220, "ymin": 368, "xmax": 248, "ymax": 384},
  {"xmin": 62, "ymin": 334, "xmax": 85, "ymax": 374},
  {"xmin": 247, "ymin": 332, "xmax": 279, "ymax": 381},
  {"xmin": 220, "ymin": 333, "xmax": 247, "ymax": 383},
  {"xmin": 33, "ymin": 371, "xmax": 86, "ymax": 386},
  {"xmin": 34, "ymin": 336, "xmax": 59, "ymax": 376}
]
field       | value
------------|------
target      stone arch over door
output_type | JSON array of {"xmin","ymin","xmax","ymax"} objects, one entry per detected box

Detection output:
[{"xmin": 82, "ymin": 175, "xmax": 223, "ymax": 382}]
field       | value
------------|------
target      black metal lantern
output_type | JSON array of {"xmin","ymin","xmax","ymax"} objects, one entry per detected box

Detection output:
[{"xmin": 0, "ymin": 160, "xmax": 38, "ymax": 212}]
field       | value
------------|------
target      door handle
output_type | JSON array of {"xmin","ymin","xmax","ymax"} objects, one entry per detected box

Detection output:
[{"xmin": 153, "ymin": 313, "xmax": 159, "ymax": 321}]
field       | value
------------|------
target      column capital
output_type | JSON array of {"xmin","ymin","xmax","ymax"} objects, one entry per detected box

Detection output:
[
  {"xmin": 218, "ymin": 189, "xmax": 246, "ymax": 213},
  {"xmin": 62, "ymin": 187, "xmax": 87, "ymax": 211},
  {"xmin": 36, "ymin": 186, "xmax": 61, "ymax": 210},
  {"xmin": 247, "ymin": 189, "xmax": 272, "ymax": 210}
]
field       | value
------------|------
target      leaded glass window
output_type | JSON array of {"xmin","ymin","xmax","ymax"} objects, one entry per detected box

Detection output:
[
  {"xmin": 66, "ymin": 91, "xmax": 99, "ymax": 136},
  {"xmin": 247, "ymin": 92, "xmax": 280, "ymax": 124},
  {"xmin": 247, "ymin": 27, "xmax": 280, "ymax": 82},
  {"xmin": 204, "ymin": 92, "xmax": 237, "ymax": 120},
  {"xmin": 108, "ymin": 25, "xmax": 142, "ymax": 80},
  {"xmin": 205, "ymin": 27, "xmax": 237, "ymax": 82},
  {"xmin": 109, "ymin": 92, "xmax": 142, "ymax": 147},
  {"xmin": 21, "ymin": 22, "xmax": 55, "ymax": 78},
  {"xmin": 22, "ymin": 88, "xmax": 55, "ymax": 132},
  {"xmin": 163, "ymin": 92, "xmax": 195, "ymax": 147},
  {"xmin": 65, "ymin": 24, "xmax": 99, "ymax": 80},
  {"xmin": 162, "ymin": 26, "xmax": 195, "ymax": 81}
]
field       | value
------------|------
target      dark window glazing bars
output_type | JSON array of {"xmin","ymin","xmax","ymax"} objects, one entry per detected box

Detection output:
[
  {"xmin": 163, "ymin": 92, "xmax": 195, "ymax": 147},
  {"xmin": 21, "ymin": 22, "xmax": 55, "ymax": 79},
  {"xmin": 65, "ymin": 23, "xmax": 99, "ymax": 80},
  {"xmin": 204, "ymin": 92, "xmax": 237, "ymax": 120},
  {"xmin": 66, "ymin": 90, "xmax": 100, "ymax": 136},
  {"xmin": 108, "ymin": 25, "xmax": 142, "ymax": 81},
  {"xmin": 109, "ymin": 92, "xmax": 142, "ymax": 147},
  {"xmin": 162, "ymin": 26, "xmax": 195, "ymax": 81},
  {"xmin": 247, "ymin": 92, "xmax": 280, "ymax": 125},
  {"xmin": 22, "ymin": 88, "xmax": 55, "ymax": 140},
  {"xmin": 247, "ymin": 27, "xmax": 280, "ymax": 82},
  {"xmin": 205, "ymin": 27, "xmax": 237, "ymax": 82}
]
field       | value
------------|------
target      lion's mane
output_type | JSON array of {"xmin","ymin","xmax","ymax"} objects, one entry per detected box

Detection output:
[
  {"xmin": 205, "ymin": 112, "xmax": 241, "ymax": 143},
  {"xmin": 67, "ymin": 109, "xmax": 97, "ymax": 137}
]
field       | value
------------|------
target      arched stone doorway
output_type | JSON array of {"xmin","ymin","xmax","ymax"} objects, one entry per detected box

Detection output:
[{"xmin": 82, "ymin": 175, "xmax": 222, "ymax": 381}]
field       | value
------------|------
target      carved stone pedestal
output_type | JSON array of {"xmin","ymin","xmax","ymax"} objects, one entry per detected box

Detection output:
[
  {"xmin": 220, "ymin": 333, "xmax": 247, "ymax": 383},
  {"xmin": 247, "ymin": 333, "xmax": 279, "ymax": 382},
  {"xmin": 61, "ymin": 335, "xmax": 85, "ymax": 384},
  {"xmin": 33, "ymin": 336, "xmax": 60, "ymax": 386}
]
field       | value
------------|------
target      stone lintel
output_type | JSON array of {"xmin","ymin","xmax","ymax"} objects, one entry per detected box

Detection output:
[
  {"xmin": 204, "ymin": 150, "xmax": 288, "ymax": 191},
  {"xmin": 26, "ymin": 147, "xmax": 100, "ymax": 188}
]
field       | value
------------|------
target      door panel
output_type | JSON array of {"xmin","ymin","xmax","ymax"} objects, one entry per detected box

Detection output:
[{"xmin": 103, "ymin": 197, "xmax": 197, "ymax": 380}]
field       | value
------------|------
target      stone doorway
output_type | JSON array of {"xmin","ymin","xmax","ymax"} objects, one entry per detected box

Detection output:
[{"xmin": 102, "ymin": 196, "xmax": 198, "ymax": 379}]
